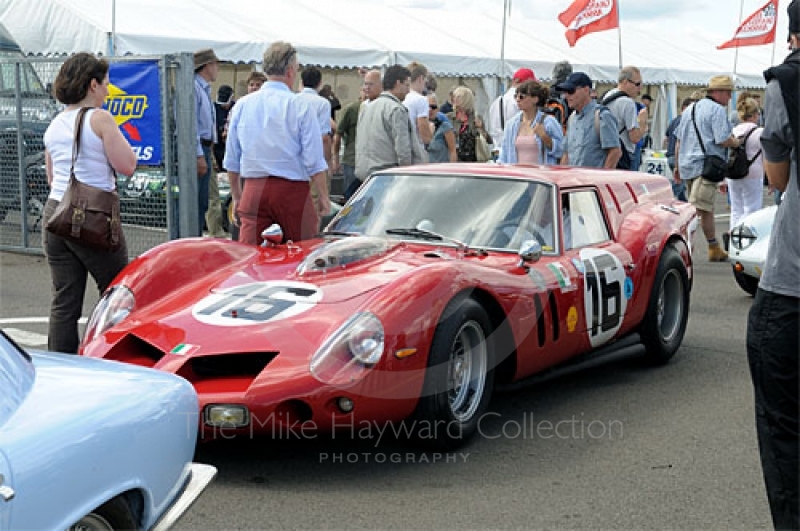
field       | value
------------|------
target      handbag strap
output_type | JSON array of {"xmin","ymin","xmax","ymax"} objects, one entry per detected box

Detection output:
[
  {"xmin": 70, "ymin": 107, "xmax": 92, "ymax": 178},
  {"xmin": 690, "ymin": 103, "xmax": 709, "ymax": 156}
]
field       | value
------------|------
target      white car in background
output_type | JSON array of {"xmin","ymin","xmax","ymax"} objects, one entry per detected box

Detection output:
[{"xmin": 728, "ymin": 205, "xmax": 777, "ymax": 296}]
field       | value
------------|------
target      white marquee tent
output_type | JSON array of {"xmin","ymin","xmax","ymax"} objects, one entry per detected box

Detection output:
[
  {"xmin": 1, "ymin": 0, "xmax": 790, "ymax": 142},
  {"xmin": 2, "ymin": 0, "xmax": 785, "ymax": 86}
]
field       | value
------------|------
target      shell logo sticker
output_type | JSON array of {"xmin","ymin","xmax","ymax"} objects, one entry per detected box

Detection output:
[
  {"xmin": 624, "ymin": 277, "xmax": 634, "ymax": 299},
  {"xmin": 567, "ymin": 306, "xmax": 578, "ymax": 333},
  {"xmin": 580, "ymin": 248, "xmax": 627, "ymax": 347},
  {"xmin": 193, "ymin": 281, "xmax": 322, "ymax": 326}
]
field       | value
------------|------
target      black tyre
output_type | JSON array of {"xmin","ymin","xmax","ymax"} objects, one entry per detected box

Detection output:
[
  {"xmin": 414, "ymin": 296, "xmax": 495, "ymax": 450},
  {"xmin": 69, "ymin": 497, "xmax": 137, "ymax": 530},
  {"xmin": 640, "ymin": 245, "xmax": 690, "ymax": 365},
  {"xmin": 732, "ymin": 267, "xmax": 759, "ymax": 297}
]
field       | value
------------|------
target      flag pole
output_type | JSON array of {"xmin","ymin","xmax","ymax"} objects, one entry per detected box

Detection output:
[
  {"xmin": 617, "ymin": 0, "xmax": 623, "ymax": 68},
  {"xmin": 733, "ymin": 0, "xmax": 745, "ymax": 77}
]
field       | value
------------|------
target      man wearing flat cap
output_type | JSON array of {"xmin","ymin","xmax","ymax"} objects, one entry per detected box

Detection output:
[
  {"xmin": 488, "ymin": 67, "xmax": 537, "ymax": 150},
  {"xmin": 193, "ymin": 48, "xmax": 220, "ymax": 237},
  {"xmin": 673, "ymin": 74, "xmax": 739, "ymax": 262},
  {"xmin": 557, "ymin": 72, "xmax": 621, "ymax": 169},
  {"xmin": 746, "ymin": 2, "xmax": 800, "ymax": 529}
]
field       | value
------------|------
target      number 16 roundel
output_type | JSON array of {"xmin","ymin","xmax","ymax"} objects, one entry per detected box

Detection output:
[{"xmin": 580, "ymin": 248, "xmax": 628, "ymax": 347}]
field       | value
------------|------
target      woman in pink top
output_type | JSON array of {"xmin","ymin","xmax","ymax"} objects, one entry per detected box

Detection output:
[{"xmin": 497, "ymin": 80, "xmax": 563, "ymax": 165}]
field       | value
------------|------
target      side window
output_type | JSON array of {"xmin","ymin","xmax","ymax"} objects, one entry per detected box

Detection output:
[{"xmin": 562, "ymin": 190, "xmax": 610, "ymax": 250}]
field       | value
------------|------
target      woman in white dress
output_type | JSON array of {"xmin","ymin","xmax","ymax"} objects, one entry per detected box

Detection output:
[{"xmin": 727, "ymin": 97, "xmax": 764, "ymax": 230}]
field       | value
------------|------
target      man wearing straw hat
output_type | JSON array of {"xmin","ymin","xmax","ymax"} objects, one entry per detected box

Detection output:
[
  {"xmin": 193, "ymin": 48, "xmax": 220, "ymax": 237},
  {"xmin": 673, "ymin": 74, "xmax": 740, "ymax": 262}
]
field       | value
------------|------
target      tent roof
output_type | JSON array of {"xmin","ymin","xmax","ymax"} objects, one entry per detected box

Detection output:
[{"xmin": 0, "ymin": 0, "xmax": 782, "ymax": 88}]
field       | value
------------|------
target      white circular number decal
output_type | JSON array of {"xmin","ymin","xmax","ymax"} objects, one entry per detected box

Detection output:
[
  {"xmin": 580, "ymin": 249, "xmax": 627, "ymax": 347},
  {"xmin": 192, "ymin": 281, "xmax": 322, "ymax": 326}
]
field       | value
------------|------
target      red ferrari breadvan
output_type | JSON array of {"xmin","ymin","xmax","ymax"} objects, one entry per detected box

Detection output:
[{"xmin": 81, "ymin": 164, "xmax": 697, "ymax": 448}]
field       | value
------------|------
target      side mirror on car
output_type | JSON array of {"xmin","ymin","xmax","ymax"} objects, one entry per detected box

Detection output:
[
  {"xmin": 518, "ymin": 239, "xmax": 542, "ymax": 268},
  {"xmin": 261, "ymin": 223, "xmax": 283, "ymax": 247}
]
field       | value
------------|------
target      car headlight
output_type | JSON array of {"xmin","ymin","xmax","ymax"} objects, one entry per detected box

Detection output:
[
  {"xmin": 310, "ymin": 312, "xmax": 384, "ymax": 386},
  {"xmin": 84, "ymin": 286, "xmax": 135, "ymax": 344},
  {"xmin": 730, "ymin": 224, "xmax": 757, "ymax": 251}
]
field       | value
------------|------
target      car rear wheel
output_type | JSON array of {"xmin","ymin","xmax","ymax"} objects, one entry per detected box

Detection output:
[
  {"xmin": 69, "ymin": 498, "xmax": 137, "ymax": 531},
  {"xmin": 414, "ymin": 297, "xmax": 495, "ymax": 449},
  {"xmin": 732, "ymin": 267, "xmax": 759, "ymax": 297},
  {"xmin": 640, "ymin": 245, "xmax": 690, "ymax": 365}
]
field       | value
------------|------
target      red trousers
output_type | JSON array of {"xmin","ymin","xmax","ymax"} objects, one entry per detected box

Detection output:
[{"xmin": 237, "ymin": 177, "xmax": 319, "ymax": 245}]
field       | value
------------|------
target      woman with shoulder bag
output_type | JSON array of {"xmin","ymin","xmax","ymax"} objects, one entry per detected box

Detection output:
[
  {"xmin": 43, "ymin": 52, "xmax": 136, "ymax": 353},
  {"xmin": 448, "ymin": 86, "xmax": 492, "ymax": 162}
]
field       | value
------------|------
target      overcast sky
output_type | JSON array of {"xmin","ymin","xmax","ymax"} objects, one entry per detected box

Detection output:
[{"xmin": 379, "ymin": 0, "xmax": 791, "ymax": 54}]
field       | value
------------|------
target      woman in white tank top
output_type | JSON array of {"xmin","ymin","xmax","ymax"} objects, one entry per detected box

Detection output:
[{"xmin": 42, "ymin": 52, "xmax": 137, "ymax": 353}]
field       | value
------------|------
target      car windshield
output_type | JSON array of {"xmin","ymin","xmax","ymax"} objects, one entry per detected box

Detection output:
[
  {"xmin": 0, "ymin": 331, "xmax": 35, "ymax": 424},
  {"xmin": 327, "ymin": 173, "xmax": 558, "ymax": 252}
]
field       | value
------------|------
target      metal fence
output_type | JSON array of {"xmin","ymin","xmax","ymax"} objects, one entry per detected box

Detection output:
[{"xmin": 0, "ymin": 53, "xmax": 201, "ymax": 257}]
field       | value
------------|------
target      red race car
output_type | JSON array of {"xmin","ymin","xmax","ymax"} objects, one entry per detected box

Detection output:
[{"xmin": 81, "ymin": 164, "xmax": 697, "ymax": 448}]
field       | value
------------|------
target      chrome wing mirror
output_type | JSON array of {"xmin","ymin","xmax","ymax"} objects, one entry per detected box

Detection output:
[
  {"xmin": 517, "ymin": 239, "xmax": 542, "ymax": 268},
  {"xmin": 261, "ymin": 224, "xmax": 283, "ymax": 247}
]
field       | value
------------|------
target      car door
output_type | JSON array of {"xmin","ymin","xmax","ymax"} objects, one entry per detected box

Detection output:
[{"xmin": 560, "ymin": 189, "xmax": 633, "ymax": 349}]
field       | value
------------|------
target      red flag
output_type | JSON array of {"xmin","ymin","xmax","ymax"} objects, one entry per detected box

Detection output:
[
  {"xmin": 558, "ymin": 0, "xmax": 619, "ymax": 47},
  {"xmin": 717, "ymin": 0, "xmax": 778, "ymax": 49}
]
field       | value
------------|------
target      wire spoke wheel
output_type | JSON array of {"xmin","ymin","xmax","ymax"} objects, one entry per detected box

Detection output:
[{"xmin": 447, "ymin": 320, "xmax": 488, "ymax": 423}]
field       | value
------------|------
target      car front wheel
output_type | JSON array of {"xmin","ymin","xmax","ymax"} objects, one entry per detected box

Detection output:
[
  {"xmin": 640, "ymin": 245, "xmax": 690, "ymax": 365},
  {"xmin": 732, "ymin": 267, "xmax": 759, "ymax": 296},
  {"xmin": 414, "ymin": 296, "xmax": 495, "ymax": 450},
  {"xmin": 69, "ymin": 497, "xmax": 137, "ymax": 531}
]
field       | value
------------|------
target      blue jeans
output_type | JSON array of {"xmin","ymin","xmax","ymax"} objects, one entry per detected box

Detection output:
[
  {"xmin": 197, "ymin": 145, "xmax": 212, "ymax": 236},
  {"xmin": 342, "ymin": 165, "xmax": 357, "ymax": 197}
]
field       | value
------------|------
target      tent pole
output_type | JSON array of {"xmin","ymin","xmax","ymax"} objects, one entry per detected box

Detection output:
[
  {"xmin": 111, "ymin": 0, "xmax": 116, "ymax": 56},
  {"xmin": 499, "ymin": 0, "xmax": 509, "ymax": 96}
]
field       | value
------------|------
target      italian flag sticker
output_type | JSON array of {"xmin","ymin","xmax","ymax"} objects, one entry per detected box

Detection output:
[
  {"xmin": 171, "ymin": 343, "xmax": 195, "ymax": 356},
  {"xmin": 547, "ymin": 263, "xmax": 573, "ymax": 290}
]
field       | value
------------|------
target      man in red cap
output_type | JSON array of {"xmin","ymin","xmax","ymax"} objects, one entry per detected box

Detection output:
[{"xmin": 488, "ymin": 67, "xmax": 537, "ymax": 152}]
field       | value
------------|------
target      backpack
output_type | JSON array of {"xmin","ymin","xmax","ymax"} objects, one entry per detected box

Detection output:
[
  {"xmin": 544, "ymin": 95, "xmax": 569, "ymax": 135},
  {"xmin": 726, "ymin": 126, "xmax": 761, "ymax": 180},
  {"xmin": 601, "ymin": 90, "xmax": 634, "ymax": 170}
]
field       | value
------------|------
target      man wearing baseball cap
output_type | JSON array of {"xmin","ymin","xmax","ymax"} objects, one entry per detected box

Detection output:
[
  {"xmin": 488, "ymin": 67, "xmax": 537, "ymax": 150},
  {"xmin": 557, "ymin": 72, "xmax": 621, "ymax": 168}
]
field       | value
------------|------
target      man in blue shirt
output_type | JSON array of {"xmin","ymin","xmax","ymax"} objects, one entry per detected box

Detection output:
[
  {"xmin": 557, "ymin": 72, "xmax": 621, "ymax": 168},
  {"xmin": 673, "ymin": 75, "xmax": 740, "ymax": 262},
  {"xmin": 193, "ymin": 48, "xmax": 219, "ymax": 237},
  {"xmin": 224, "ymin": 41, "xmax": 329, "ymax": 245}
]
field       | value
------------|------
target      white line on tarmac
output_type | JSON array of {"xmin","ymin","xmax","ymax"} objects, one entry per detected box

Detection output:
[
  {"xmin": 4, "ymin": 328, "xmax": 48, "ymax": 347},
  {"xmin": 0, "ymin": 317, "xmax": 88, "ymax": 324}
]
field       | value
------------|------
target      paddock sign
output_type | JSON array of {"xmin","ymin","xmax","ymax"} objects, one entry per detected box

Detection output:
[{"xmin": 105, "ymin": 61, "xmax": 162, "ymax": 165}]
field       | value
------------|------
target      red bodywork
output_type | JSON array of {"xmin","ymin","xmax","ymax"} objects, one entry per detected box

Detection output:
[{"xmin": 80, "ymin": 164, "xmax": 696, "ymax": 439}]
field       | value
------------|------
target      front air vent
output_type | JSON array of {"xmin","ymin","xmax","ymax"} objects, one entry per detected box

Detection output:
[
  {"xmin": 189, "ymin": 352, "xmax": 277, "ymax": 378},
  {"xmin": 106, "ymin": 334, "xmax": 166, "ymax": 368},
  {"xmin": 177, "ymin": 352, "xmax": 278, "ymax": 394}
]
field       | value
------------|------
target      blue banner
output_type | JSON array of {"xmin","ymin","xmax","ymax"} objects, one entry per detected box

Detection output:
[{"xmin": 105, "ymin": 61, "xmax": 162, "ymax": 166}]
